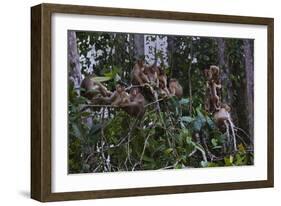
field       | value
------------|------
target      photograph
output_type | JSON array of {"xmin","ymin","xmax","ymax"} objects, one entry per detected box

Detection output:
[{"xmin": 67, "ymin": 30, "xmax": 254, "ymax": 174}]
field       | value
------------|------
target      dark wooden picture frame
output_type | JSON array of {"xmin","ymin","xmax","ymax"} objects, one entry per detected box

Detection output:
[{"xmin": 31, "ymin": 3, "xmax": 274, "ymax": 202}]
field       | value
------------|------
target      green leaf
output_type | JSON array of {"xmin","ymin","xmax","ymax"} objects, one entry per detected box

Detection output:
[
  {"xmin": 201, "ymin": 161, "xmax": 209, "ymax": 167},
  {"xmin": 186, "ymin": 135, "xmax": 192, "ymax": 144},
  {"xmin": 164, "ymin": 148, "xmax": 173, "ymax": 155},
  {"xmin": 193, "ymin": 117, "xmax": 203, "ymax": 131},
  {"xmin": 206, "ymin": 116, "xmax": 215, "ymax": 129},
  {"xmin": 224, "ymin": 155, "xmax": 234, "ymax": 166},
  {"xmin": 238, "ymin": 144, "xmax": 246, "ymax": 153},
  {"xmin": 142, "ymin": 155, "xmax": 154, "ymax": 162},
  {"xmin": 181, "ymin": 116, "xmax": 194, "ymax": 124},
  {"xmin": 90, "ymin": 76, "xmax": 112, "ymax": 82},
  {"xmin": 211, "ymin": 138, "xmax": 218, "ymax": 147},
  {"xmin": 179, "ymin": 98, "xmax": 190, "ymax": 105},
  {"xmin": 72, "ymin": 123, "xmax": 81, "ymax": 138},
  {"xmin": 80, "ymin": 111, "xmax": 91, "ymax": 117}
]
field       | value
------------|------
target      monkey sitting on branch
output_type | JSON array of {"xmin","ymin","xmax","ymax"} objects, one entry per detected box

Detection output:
[
  {"xmin": 80, "ymin": 77, "xmax": 112, "ymax": 100},
  {"xmin": 92, "ymin": 83, "xmax": 146, "ymax": 118},
  {"xmin": 168, "ymin": 78, "xmax": 183, "ymax": 98},
  {"xmin": 121, "ymin": 88, "xmax": 146, "ymax": 118},
  {"xmin": 131, "ymin": 59, "xmax": 150, "ymax": 86},
  {"xmin": 92, "ymin": 82, "xmax": 129, "ymax": 106},
  {"xmin": 157, "ymin": 67, "xmax": 170, "ymax": 97},
  {"xmin": 143, "ymin": 64, "xmax": 159, "ymax": 88}
]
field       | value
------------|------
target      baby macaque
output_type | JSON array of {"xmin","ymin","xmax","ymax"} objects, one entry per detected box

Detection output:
[
  {"xmin": 213, "ymin": 104, "xmax": 231, "ymax": 127},
  {"xmin": 111, "ymin": 84, "xmax": 130, "ymax": 107},
  {"xmin": 122, "ymin": 88, "xmax": 146, "ymax": 118},
  {"xmin": 168, "ymin": 78, "xmax": 183, "ymax": 98},
  {"xmin": 131, "ymin": 60, "xmax": 149, "ymax": 85},
  {"xmin": 92, "ymin": 83, "xmax": 129, "ymax": 106},
  {"xmin": 80, "ymin": 77, "xmax": 112, "ymax": 100},
  {"xmin": 129, "ymin": 88, "xmax": 145, "ymax": 104},
  {"xmin": 157, "ymin": 67, "xmax": 170, "ymax": 96}
]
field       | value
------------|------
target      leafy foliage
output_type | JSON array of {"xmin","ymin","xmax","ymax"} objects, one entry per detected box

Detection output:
[{"xmin": 68, "ymin": 31, "xmax": 254, "ymax": 173}]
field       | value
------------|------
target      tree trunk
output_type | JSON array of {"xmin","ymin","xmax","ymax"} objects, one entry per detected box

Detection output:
[
  {"xmin": 167, "ymin": 36, "xmax": 178, "ymax": 77},
  {"xmin": 133, "ymin": 34, "xmax": 144, "ymax": 60},
  {"xmin": 68, "ymin": 31, "xmax": 82, "ymax": 88},
  {"xmin": 217, "ymin": 38, "xmax": 233, "ymax": 104},
  {"xmin": 243, "ymin": 39, "xmax": 254, "ymax": 140}
]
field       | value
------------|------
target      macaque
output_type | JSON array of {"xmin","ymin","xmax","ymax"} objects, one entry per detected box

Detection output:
[
  {"xmin": 157, "ymin": 67, "xmax": 170, "ymax": 96},
  {"xmin": 213, "ymin": 104, "xmax": 231, "ymax": 127},
  {"xmin": 121, "ymin": 88, "xmax": 146, "ymax": 118},
  {"xmin": 210, "ymin": 65, "xmax": 220, "ymax": 83},
  {"xmin": 210, "ymin": 80, "xmax": 221, "ymax": 110},
  {"xmin": 168, "ymin": 78, "xmax": 183, "ymax": 98},
  {"xmin": 204, "ymin": 65, "xmax": 221, "ymax": 112},
  {"xmin": 80, "ymin": 77, "xmax": 112, "ymax": 100},
  {"xmin": 214, "ymin": 104, "xmax": 237, "ymax": 151},
  {"xmin": 111, "ymin": 84, "xmax": 130, "ymax": 106},
  {"xmin": 92, "ymin": 83, "xmax": 129, "ymax": 106},
  {"xmin": 131, "ymin": 60, "xmax": 150, "ymax": 85},
  {"xmin": 144, "ymin": 65, "xmax": 159, "ymax": 87},
  {"xmin": 204, "ymin": 65, "xmax": 220, "ymax": 83}
]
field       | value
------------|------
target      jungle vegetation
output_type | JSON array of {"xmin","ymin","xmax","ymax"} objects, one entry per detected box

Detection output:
[{"xmin": 68, "ymin": 31, "xmax": 254, "ymax": 173}]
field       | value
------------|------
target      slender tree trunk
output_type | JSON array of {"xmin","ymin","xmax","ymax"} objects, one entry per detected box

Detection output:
[
  {"xmin": 133, "ymin": 34, "xmax": 144, "ymax": 60},
  {"xmin": 217, "ymin": 38, "xmax": 233, "ymax": 104},
  {"xmin": 167, "ymin": 36, "xmax": 178, "ymax": 77},
  {"xmin": 188, "ymin": 39, "xmax": 193, "ymax": 114},
  {"xmin": 243, "ymin": 39, "xmax": 254, "ymax": 141},
  {"xmin": 68, "ymin": 31, "xmax": 92, "ymax": 127},
  {"xmin": 68, "ymin": 31, "xmax": 82, "ymax": 88}
]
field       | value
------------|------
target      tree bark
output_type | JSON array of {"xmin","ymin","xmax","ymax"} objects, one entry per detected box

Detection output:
[
  {"xmin": 243, "ymin": 39, "xmax": 254, "ymax": 140},
  {"xmin": 133, "ymin": 34, "xmax": 144, "ymax": 60},
  {"xmin": 217, "ymin": 38, "xmax": 233, "ymax": 104},
  {"xmin": 167, "ymin": 36, "xmax": 178, "ymax": 77},
  {"xmin": 68, "ymin": 31, "xmax": 82, "ymax": 88}
]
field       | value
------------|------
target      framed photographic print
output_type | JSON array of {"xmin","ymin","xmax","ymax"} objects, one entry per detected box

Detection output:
[{"xmin": 31, "ymin": 3, "xmax": 274, "ymax": 202}]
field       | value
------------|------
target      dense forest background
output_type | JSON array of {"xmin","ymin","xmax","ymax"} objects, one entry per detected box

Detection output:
[{"xmin": 68, "ymin": 30, "xmax": 254, "ymax": 173}]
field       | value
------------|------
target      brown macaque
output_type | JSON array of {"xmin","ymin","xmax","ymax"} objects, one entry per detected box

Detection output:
[
  {"xmin": 214, "ymin": 104, "xmax": 231, "ymax": 127},
  {"xmin": 111, "ymin": 84, "xmax": 130, "ymax": 107},
  {"xmin": 168, "ymin": 78, "xmax": 183, "ymax": 98},
  {"xmin": 121, "ymin": 88, "xmax": 146, "ymax": 118},
  {"xmin": 210, "ymin": 80, "xmax": 221, "ymax": 110},
  {"xmin": 80, "ymin": 77, "xmax": 112, "ymax": 100},
  {"xmin": 131, "ymin": 60, "xmax": 150, "ymax": 85},
  {"xmin": 214, "ymin": 103, "xmax": 237, "ymax": 152},
  {"xmin": 204, "ymin": 65, "xmax": 221, "ymax": 112},
  {"xmin": 92, "ymin": 84, "xmax": 128, "ymax": 106},
  {"xmin": 130, "ymin": 88, "xmax": 146, "ymax": 104},
  {"xmin": 144, "ymin": 65, "xmax": 159, "ymax": 87},
  {"xmin": 157, "ymin": 67, "xmax": 170, "ymax": 96},
  {"xmin": 210, "ymin": 65, "xmax": 220, "ymax": 83},
  {"xmin": 204, "ymin": 65, "xmax": 220, "ymax": 83}
]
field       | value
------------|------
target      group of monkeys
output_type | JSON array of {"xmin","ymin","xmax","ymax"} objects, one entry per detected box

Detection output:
[{"xmin": 80, "ymin": 59, "xmax": 183, "ymax": 118}]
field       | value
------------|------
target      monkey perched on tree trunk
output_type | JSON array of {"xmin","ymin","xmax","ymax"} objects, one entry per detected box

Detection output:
[
  {"xmin": 214, "ymin": 103, "xmax": 237, "ymax": 152},
  {"xmin": 204, "ymin": 65, "xmax": 221, "ymax": 113}
]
